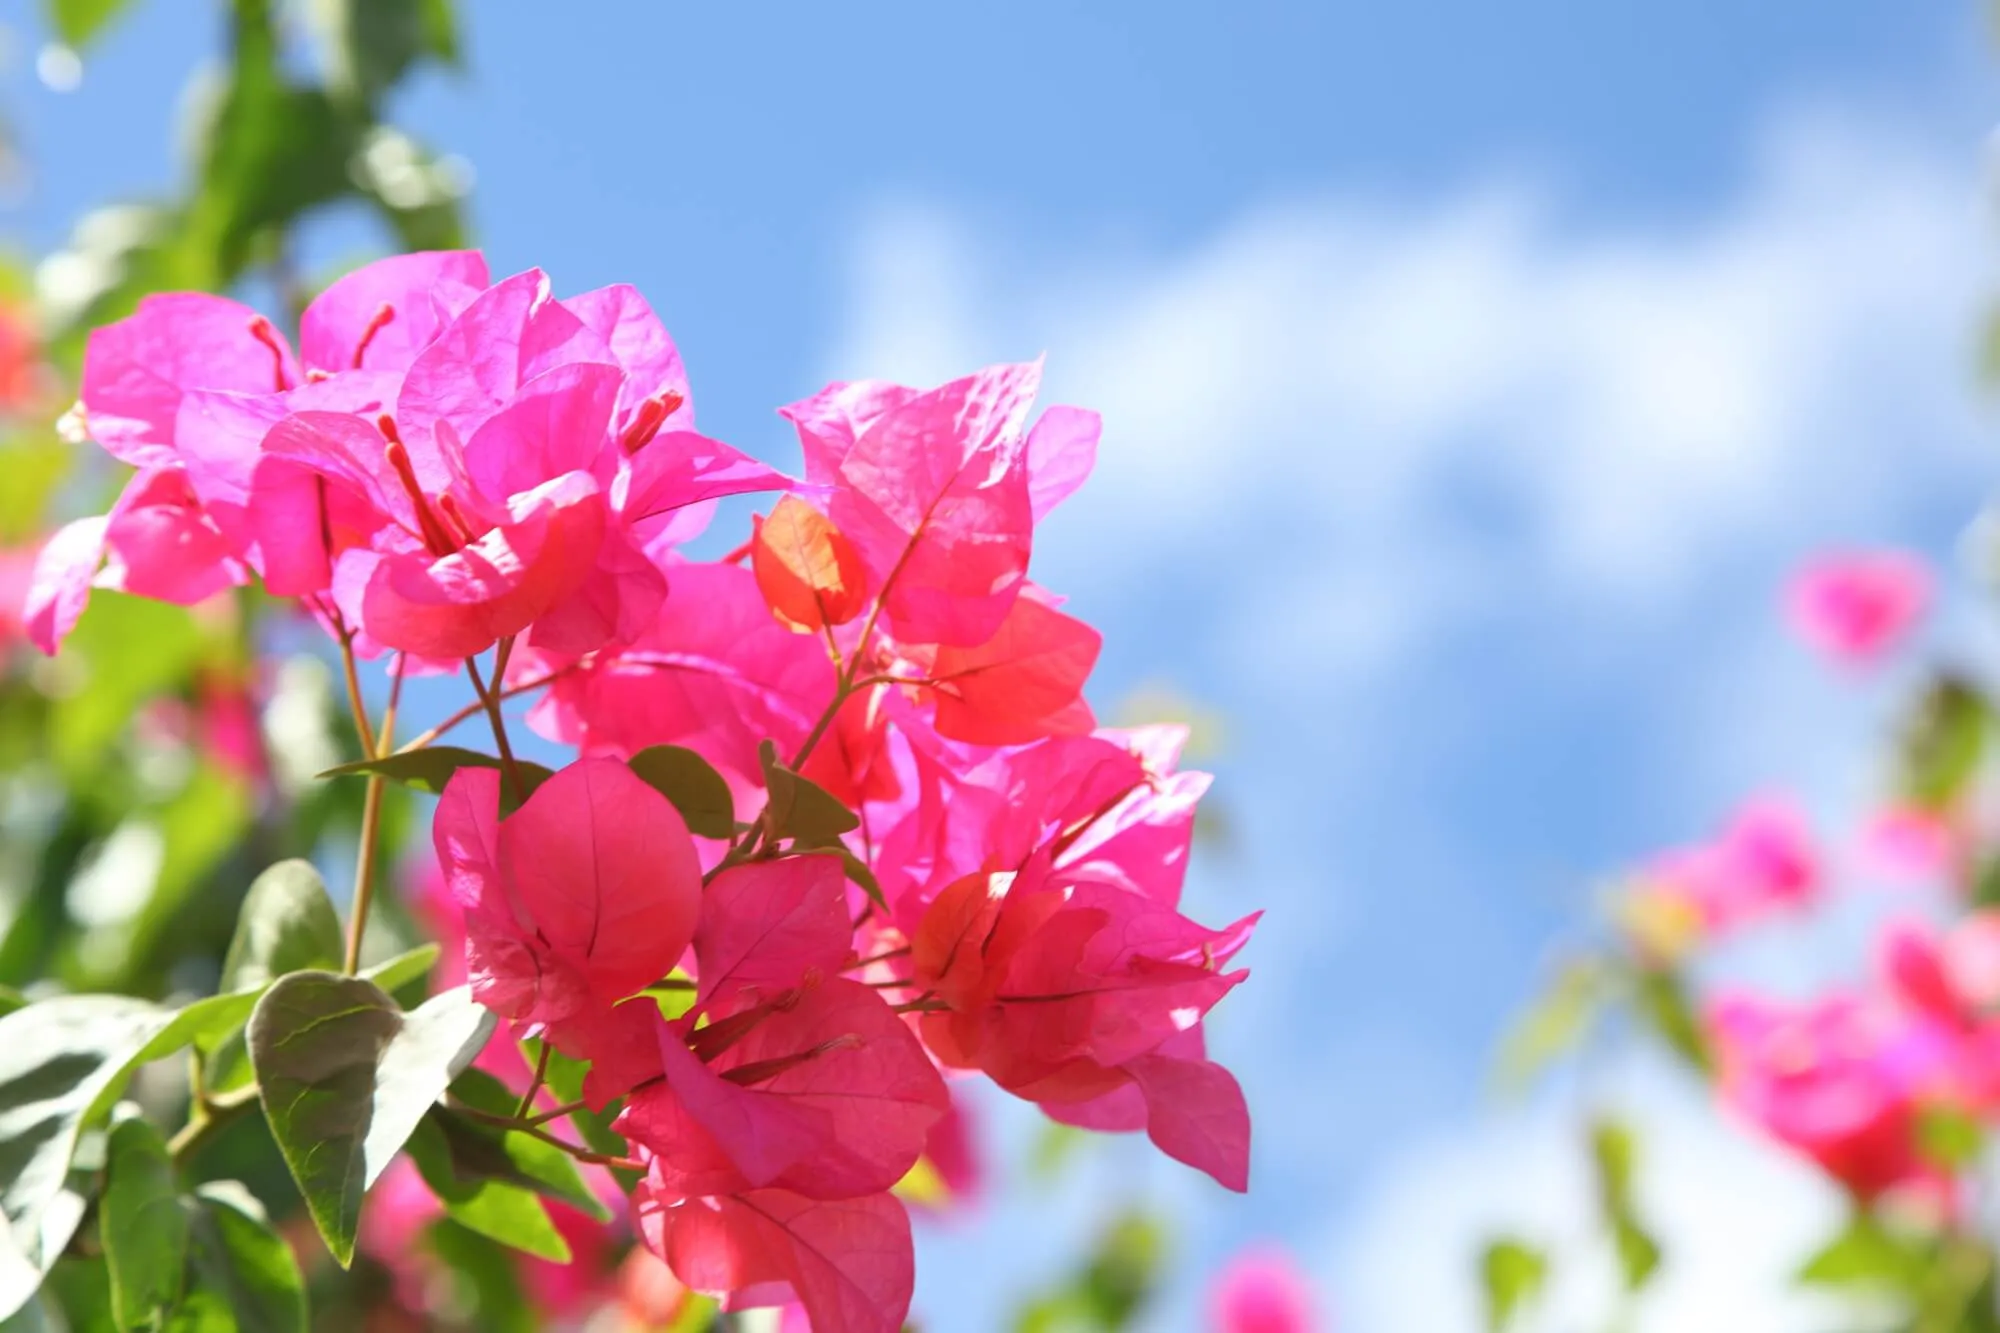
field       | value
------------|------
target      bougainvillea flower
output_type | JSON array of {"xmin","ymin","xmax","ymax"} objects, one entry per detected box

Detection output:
[
  {"xmin": 1208, "ymin": 1244, "xmax": 1319, "ymax": 1333},
  {"xmin": 1860, "ymin": 806, "xmax": 1958, "ymax": 887},
  {"xmin": 433, "ymin": 757, "xmax": 702, "ymax": 1038},
  {"xmin": 619, "ymin": 977, "xmax": 948, "ymax": 1200},
  {"xmin": 634, "ymin": 1181, "xmax": 914, "ymax": 1333},
  {"xmin": 1787, "ymin": 548, "xmax": 1931, "ymax": 666},
  {"xmin": 529, "ymin": 560, "xmax": 837, "ymax": 784},
  {"xmin": 1626, "ymin": 796, "xmax": 1820, "ymax": 942},
  {"xmin": 912, "ymin": 855, "xmax": 1255, "ymax": 1190},
  {"xmin": 693, "ymin": 856, "xmax": 856, "ymax": 1010},
  {"xmin": 928, "ymin": 591, "xmax": 1100, "ymax": 745},
  {"xmin": 752, "ymin": 495, "xmax": 869, "ymax": 634},
  {"xmin": 1707, "ymin": 990, "xmax": 1941, "ymax": 1198}
]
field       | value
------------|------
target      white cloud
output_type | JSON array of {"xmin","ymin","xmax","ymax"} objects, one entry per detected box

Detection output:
[
  {"xmin": 826, "ymin": 110, "xmax": 1992, "ymax": 696},
  {"xmin": 1323, "ymin": 1056, "xmax": 1856, "ymax": 1333}
]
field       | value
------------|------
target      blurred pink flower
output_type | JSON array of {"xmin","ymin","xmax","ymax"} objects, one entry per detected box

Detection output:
[
  {"xmin": 1630, "ymin": 797, "xmax": 1821, "ymax": 944},
  {"xmin": 1208, "ymin": 1245, "xmax": 1319, "ymax": 1332},
  {"xmin": 1861, "ymin": 807, "xmax": 1957, "ymax": 887},
  {"xmin": 1787, "ymin": 549, "xmax": 1930, "ymax": 666},
  {"xmin": 1707, "ymin": 989, "xmax": 1944, "ymax": 1198}
]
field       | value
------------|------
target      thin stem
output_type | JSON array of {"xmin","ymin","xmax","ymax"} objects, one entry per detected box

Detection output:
[
  {"xmin": 396, "ymin": 668, "xmax": 570, "ymax": 753},
  {"xmin": 525, "ymin": 1099, "xmax": 587, "ymax": 1128},
  {"xmin": 169, "ymin": 1085, "xmax": 261, "ymax": 1165},
  {"xmin": 343, "ymin": 655, "xmax": 403, "ymax": 975},
  {"xmin": 335, "ymin": 631, "xmax": 374, "ymax": 755},
  {"xmin": 849, "ymin": 946, "xmax": 910, "ymax": 970},
  {"xmin": 517, "ymin": 1040, "xmax": 553, "ymax": 1118},
  {"xmin": 465, "ymin": 647, "xmax": 525, "ymax": 804}
]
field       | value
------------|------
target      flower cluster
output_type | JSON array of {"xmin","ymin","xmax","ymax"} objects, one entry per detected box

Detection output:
[{"xmin": 38, "ymin": 253, "xmax": 1255, "ymax": 1331}]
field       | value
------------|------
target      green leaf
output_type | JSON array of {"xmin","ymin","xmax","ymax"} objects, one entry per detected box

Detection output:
[
  {"xmin": 1493, "ymin": 956, "xmax": 1607, "ymax": 1090},
  {"xmin": 757, "ymin": 740, "xmax": 859, "ymax": 847},
  {"xmin": 308, "ymin": 0, "xmax": 439, "ymax": 106},
  {"xmin": 0, "ymin": 992, "xmax": 258, "ymax": 1320},
  {"xmin": 442, "ymin": 1070, "xmax": 610, "ymax": 1220},
  {"xmin": 247, "ymin": 975, "xmax": 495, "ymax": 1266},
  {"xmin": 40, "ymin": 1258, "xmax": 116, "ymax": 1333},
  {"xmin": 0, "ymin": 991, "xmax": 23, "ymax": 1021},
  {"xmin": 1919, "ymin": 1103, "xmax": 1985, "ymax": 1170},
  {"xmin": 627, "ymin": 746, "xmax": 736, "ymax": 839},
  {"xmin": 170, "ymin": 1183, "xmax": 307, "ymax": 1333},
  {"xmin": 220, "ymin": 861, "xmax": 342, "ymax": 993},
  {"xmin": 1479, "ymin": 1237, "xmax": 1548, "ymax": 1332},
  {"xmin": 1589, "ymin": 1118, "xmax": 1660, "ymax": 1292},
  {"xmin": 1633, "ymin": 966, "xmax": 1710, "ymax": 1074},
  {"xmin": 100, "ymin": 1118, "xmax": 187, "ymax": 1331},
  {"xmin": 1898, "ymin": 674, "xmax": 1989, "ymax": 812},
  {"xmin": 44, "ymin": 0, "xmax": 135, "ymax": 48},
  {"xmin": 419, "ymin": 0, "xmax": 459, "ymax": 61},
  {"xmin": 1798, "ymin": 1213, "xmax": 1932, "ymax": 1293},
  {"xmin": 403, "ymin": 1116, "xmax": 569, "ymax": 1261},
  {"xmin": 316, "ymin": 747, "xmax": 553, "ymax": 799},
  {"xmin": 359, "ymin": 943, "xmax": 441, "ymax": 995},
  {"xmin": 828, "ymin": 846, "xmax": 887, "ymax": 910}
]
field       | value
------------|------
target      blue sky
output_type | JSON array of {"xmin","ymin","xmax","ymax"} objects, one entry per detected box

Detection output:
[{"xmin": 11, "ymin": 4, "xmax": 2000, "ymax": 1329}]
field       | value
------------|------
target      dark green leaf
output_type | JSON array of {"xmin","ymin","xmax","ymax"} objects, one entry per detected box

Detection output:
[
  {"xmin": 1898, "ymin": 674, "xmax": 1989, "ymax": 812},
  {"xmin": 220, "ymin": 861, "xmax": 343, "ymax": 993},
  {"xmin": 170, "ymin": 1182, "xmax": 307, "ymax": 1333},
  {"xmin": 248, "ymin": 975, "xmax": 495, "ymax": 1265},
  {"xmin": 758, "ymin": 740, "xmax": 859, "ymax": 847},
  {"xmin": 309, "ymin": 0, "xmax": 440, "ymax": 106},
  {"xmin": 0, "ymin": 992, "xmax": 257, "ymax": 1319},
  {"xmin": 316, "ymin": 747, "xmax": 552, "ymax": 799},
  {"xmin": 100, "ymin": 1117, "xmax": 186, "ymax": 1331},
  {"xmin": 1479, "ymin": 1237, "xmax": 1548, "ymax": 1332},
  {"xmin": 829, "ymin": 847, "xmax": 886, "ymax": 910},
  {"xmin": 44, "ymin": 0, "xmax": 136, "ymax": 48},
  {"xmin": 627, "ymin": 746, "xmax": 736, "ymax": 839},
  {"xmin": 41, "ymin": 1258, "xmax": 116, "ymax": 1333}
]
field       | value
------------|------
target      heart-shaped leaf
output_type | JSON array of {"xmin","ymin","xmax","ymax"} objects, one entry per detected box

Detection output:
[
  {"xmin": 758, "ymin": 740, "xmax": 859, "ymax": 847},
  {"xmin": 249, "ymin": 975, "xmax": 495, "ymax": 1266},
  {"xmin": 220, "ymin": 860, "xmax": 344, "ymax": 993},
  {"xmin": 627, "ymin": 745, "xmax": 735, "ymax": 839}
]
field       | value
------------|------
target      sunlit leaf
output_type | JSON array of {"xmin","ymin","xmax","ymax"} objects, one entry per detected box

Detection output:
[
  {"xmin": 248, "ymin": 975, "xmax": 494, "ymax": 1266},
  {"xmin": 1479, "ymin": 1237, "xmax": 1547, "ymax": 1332}
]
